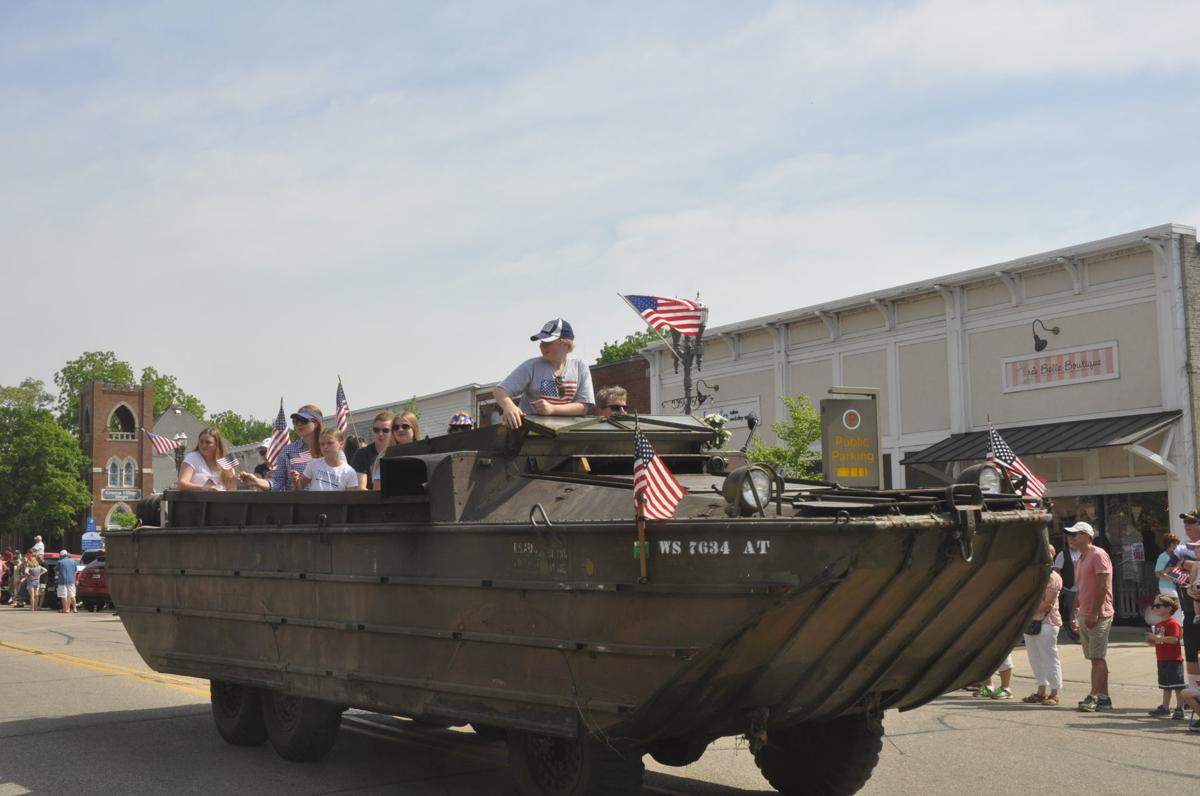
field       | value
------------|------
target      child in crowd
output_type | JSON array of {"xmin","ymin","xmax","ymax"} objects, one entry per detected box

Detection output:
[
  {"xmin": 291, "ymin": 429, "xmax": 361, "ymax": 492},
  {"xmin": 1146, "ymin": 592, "xmax": 1186, "ymax": 719},
  {"xmin": 494, "ymin": 318, "xmax": 595, "ymax": 429},
  {"xmin": 24, "ymin": 553, "xmax": 46, "ymax": 612}
]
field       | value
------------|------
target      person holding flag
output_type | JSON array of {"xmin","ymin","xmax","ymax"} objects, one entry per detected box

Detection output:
[
  {"xmin": 494, "ymin": 318, "xmax": 594, "ymax": 429},
  {"xmin": 241, "ymin": 404, "xmax": 325, "ymax": 492},
  {"xmin": 177, "ymin": 427, "xmax": 237, "ymax": 492}
]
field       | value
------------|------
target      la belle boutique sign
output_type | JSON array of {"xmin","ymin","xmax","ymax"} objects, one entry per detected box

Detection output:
[{"xmin": 1001, "ymin": 341, "xmax": 1119, "ymax": 393}]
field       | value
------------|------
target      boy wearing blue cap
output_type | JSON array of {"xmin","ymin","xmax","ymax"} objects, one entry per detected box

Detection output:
[{"xmin": 495, "ymin": 318, "xmax": 595, "ymax": 429}]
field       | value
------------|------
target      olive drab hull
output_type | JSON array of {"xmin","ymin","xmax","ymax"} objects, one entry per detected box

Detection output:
[{"xmin": 108, "ymin": 417, "xmax": 1052, "ymax": 746}]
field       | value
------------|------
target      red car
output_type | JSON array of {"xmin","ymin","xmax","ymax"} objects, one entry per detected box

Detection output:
[{"xmin": 76, "ymin": 552, "xmax": 112, "ymax": 611}]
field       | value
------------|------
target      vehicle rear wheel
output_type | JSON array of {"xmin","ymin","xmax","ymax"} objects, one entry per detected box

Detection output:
[
  {"xmin": 507, "ymin": 730, "xmax": 643, "ymax": 795},
  {"xmin": 647, "ymin": 736, "xmax": 709, "ymax": 767},
  {"xmin": 753, "ymin": 715, "xmax": 883, "ymax": 796},
  {"xmin": 210, "ymin": 680, "xmax": 267, "ymax": 746},
  {"xmin": 261, "ymin": 690, "xmax": 342, "ymax": 762}
]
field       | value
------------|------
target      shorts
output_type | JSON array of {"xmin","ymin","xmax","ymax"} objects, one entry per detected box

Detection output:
[
  {"xmin": 1158, "ymin": 660, "xmax": 1185, "ymax": 689},
  {"xmin": 1078, "ymin": 615, "xmax": 1113, "ymax": 659},
  {"xmin": 57, "ymin": 584, "xmax": 76, "ymax": 598}
]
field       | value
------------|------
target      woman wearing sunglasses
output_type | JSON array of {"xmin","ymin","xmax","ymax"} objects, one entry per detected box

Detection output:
[
  {"xmin": 361, "ymin": 411, "xmax": 421, "ymax": 491},
  {"xmin": 240, "ymin": 404, "xmax": 324, "ymax": 491},
  {"xmin": 352, "ymin": 411, "xmax": 394, "ymax": 491}
]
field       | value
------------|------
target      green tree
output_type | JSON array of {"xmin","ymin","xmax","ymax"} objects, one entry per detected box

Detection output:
[
  {"xmin": 0, "ymin": 406, "xmax": 92, "ymax": 546},
  {"xmin": 402, "ymin": 394, "xmax": 421, "ymax": 418},
  {"xmin": 746, "ymin": 394, "xmax": 823, "ymax": 479},
  {"xmin": 53, "ymin": 351, "xmax": 135, "ymax": 432},
  {"xmin": 109, "ymin": 510, "xmax": 139, "ymax": 529},
  {"xmin": 0, "ymin": 377, "xmax": 54, "ymax": 411},
  {"xmin": 596, "ymin": 330, "xmax": 662, "ymax": 364},
  {"xmin": 140, "ymin": 366, "xmax": 206, "ymax": 419},
  {"xmin": 208, "ymin": 410, "xmax": 273, "ymax": 446}
]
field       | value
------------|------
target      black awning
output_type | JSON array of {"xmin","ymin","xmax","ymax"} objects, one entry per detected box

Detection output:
[{"xmin": 900, "ymin": 410, "xmax": 1181, "ymax": 465}]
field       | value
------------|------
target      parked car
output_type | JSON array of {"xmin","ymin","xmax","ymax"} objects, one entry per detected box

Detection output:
[{"xmin": 76, "ymin": 553, "xmax": 111, "ymax": 612}]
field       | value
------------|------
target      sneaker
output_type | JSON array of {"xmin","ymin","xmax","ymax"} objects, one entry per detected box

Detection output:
[
  {"xmin": 1148, "ymin": 705, "xmax": 1171, "ymax": 717},
  {"xmin": 1190, "ymin": 717, "xmax": 1200, "ymax": 732},
  {"xmin": 990, "ymin": 688, "xmax": 1013, "ymax": 700},
  {"xmin": 1096, "ymin": 696, "xmax": 1113, "ymax": 710},
  {"xmin": 1172, "ymin": 707, "xmax": 1186, "ymax": 720},
  {"xmin": 976, "ymin": 686, "xmax": 995, "ymax": 698},
  {"xmin": 1078, "ymin": 695, "xmax": 1099, "ymax": 712}
]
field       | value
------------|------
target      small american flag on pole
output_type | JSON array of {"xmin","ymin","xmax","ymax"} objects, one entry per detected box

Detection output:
[
  {"xmin": 624, "ymin": 295, "xmax": 707, "ymax": 337},
  {"xmin": 145, "ymin": 430, "xmax": 181, "ymax": 455},
  {"xmin": 1166, "ymin": 565, "xmax": 1191, "ymax": 587},
  {"xmin": 988, "ymin": 427, "xmax": 1047, "ymax": 499},
  {"xmin": 634, "ymin": 430, "xmax": 686, "ymax": 520},
  {"xmin": 289, "ymin": 450, "xmax": 312, "ymax": 471},
  {"xmin": 265, "ymin": 400, "xmax": 290, "ymax": 466},
  {"xmin": 335, "ymin": 380, "xmax": 350, "ymax": 433},
  {"xmin": 217, "ymin": 453, "xmax": 239, "ymax": 471}
]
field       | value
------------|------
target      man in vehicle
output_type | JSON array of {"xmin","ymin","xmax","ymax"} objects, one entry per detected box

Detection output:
[
  {"xmin": 595, "ymin": 386, "xmax": 629, "ymax": 418},
  {"xmin": 1068, "ymin": 521, "xmax": 1115, "ymax": 712}
]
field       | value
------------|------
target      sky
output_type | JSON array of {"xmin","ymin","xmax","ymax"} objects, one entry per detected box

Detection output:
[{"xmin": 3, "ymin": 0, "xmax": 1200, "ymax": 421}]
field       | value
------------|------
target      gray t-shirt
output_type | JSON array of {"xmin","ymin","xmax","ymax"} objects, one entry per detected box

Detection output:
[{"xmin": 499, "ymin": 356, "xmax": 595, "ymax": 414}]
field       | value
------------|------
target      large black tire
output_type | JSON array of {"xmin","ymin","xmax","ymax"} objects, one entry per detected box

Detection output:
[
  {"xmin": 135, "ymin": 495, "xmax": 162, "ymax": 527},
  {"xmin": 647, "ymin": 736, "xmax": 709, "ymax": 767},
  {"xmin": 753, "ymin": 715, "xmax": 883, "ymax": 796},
  {"xmin": 261, "ymin": 690, "xmax": 342, "ymax": 762},
  {"xmin": 507, "ymin": 730, "xmax": 644, "ymax": 796},
  {"xmin": 210, "ymin": 680, "xmax": 268, "ymax": 746}
]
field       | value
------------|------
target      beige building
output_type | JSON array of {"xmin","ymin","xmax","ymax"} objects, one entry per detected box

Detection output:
[{"xmin": 646, "ymin": 223, "xmax": 1198, "ymax": 619}]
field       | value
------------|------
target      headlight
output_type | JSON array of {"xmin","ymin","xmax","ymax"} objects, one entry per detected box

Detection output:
[
  {"xmin": 958, "ymin": 462, "xmax": 1004, "ymax": 494},
  {"xmin": 722, "ymin": 465, "xmax": 774, "ymax": 516}
]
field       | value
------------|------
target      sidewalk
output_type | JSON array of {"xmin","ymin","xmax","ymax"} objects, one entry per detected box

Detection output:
[{"xmin": 1008, "ymin": 625, "xmax": 1194, "ymax": 693}]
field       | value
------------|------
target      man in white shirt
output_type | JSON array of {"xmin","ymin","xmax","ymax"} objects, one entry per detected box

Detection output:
[{"xmin": 31, "ymin": 535, "xmax": 45, "ymax": 556}]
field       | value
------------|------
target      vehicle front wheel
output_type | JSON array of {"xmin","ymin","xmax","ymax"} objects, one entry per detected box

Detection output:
[
  {"xmin": 507, "ymin": 730, "xmax": 643, "ymax": 795},
  {"xmin": 753, "ymin": 715, "xmax": 883, "ymax": 796},
  {"xmin": 647, "ymin": 736, "xmax": 709, "ymax": 767},
  {"xmin": 210, "ymin": 680, "xmax": 267, "ymax": 746},
  {"xmin": 261, "ymin": 690, "xmax": 342, "ymax": 762}
]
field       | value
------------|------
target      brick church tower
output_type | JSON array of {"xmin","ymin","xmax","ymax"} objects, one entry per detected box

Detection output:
[{"xmin": 79, "ymin": 382, "xmax": 155, "ymax": 529}]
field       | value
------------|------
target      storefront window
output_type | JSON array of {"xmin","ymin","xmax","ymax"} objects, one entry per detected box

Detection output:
[{"xmin": 1050, "ymin": 491, "xmax": 1168, "ymax": 620}]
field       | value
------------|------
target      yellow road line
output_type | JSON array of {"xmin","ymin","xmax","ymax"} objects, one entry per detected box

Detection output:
[{"xmin": 0, "ymin": 639, "xmax": 210, "ymax": 697}]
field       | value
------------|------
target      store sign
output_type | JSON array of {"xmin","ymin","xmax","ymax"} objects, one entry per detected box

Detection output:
[
  {"xmin": 81, "ymin": 531, "xmax": 104, "ymax": 552},
  {"xmin": 1001, "ymin": 341, "xmax": 1119, "ymax": 393},
  {"xmin": 701, "ymin": 397, "xmax": 761, "ymax": 427},
  {"xmin": 101, "ymin": 488, "xmax": 141, "ymax": 501},
  {"xmin": 820, "ymin": 397, "xmax": 882, "ymax": 488}
]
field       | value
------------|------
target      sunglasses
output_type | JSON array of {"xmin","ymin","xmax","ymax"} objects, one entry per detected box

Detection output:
[
  {"xmin": 372, "ymin": 427, "xmax": 390, "ymax": 434},
  {"xmin": 392, "ymin": 423, "xmax": 412, "ymax": 431},
  {"xmin": 607, "ymin": 405, "xmax": 627, "ymax": 412},
  {"xmin": 292, "ymin": 417, "xmax": 313, "ymax": 426},
  {"xmin": 1152, "ymin": 601, "xmax": 1173, "ymax": 608}
]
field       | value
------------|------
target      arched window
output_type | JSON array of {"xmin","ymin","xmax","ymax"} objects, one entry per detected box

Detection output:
[
  {"xmin": 107, "ymin": 459, "xmax": 120, "ymax": 487},
  {"xmin": 123, "ymin": 460, "xmax": 136, "ymax": 487},
  {"xmin": 107, "ymin": 405, "xmax": 136, "ymax": 433}
]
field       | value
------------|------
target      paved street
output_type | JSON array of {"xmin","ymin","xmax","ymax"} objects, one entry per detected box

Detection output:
[{"xmin": 1, "ymin": 610, "xmax": 1196, "ymax": 795}]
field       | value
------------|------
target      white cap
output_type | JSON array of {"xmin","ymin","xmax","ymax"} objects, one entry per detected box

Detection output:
[
  {"xmin": 1064, "ymin": 521, "xmax": 1095, "ymax": 538},
  {"xmin": 259, "ymin": 438, "xmax": 272, "ymax": 450}
]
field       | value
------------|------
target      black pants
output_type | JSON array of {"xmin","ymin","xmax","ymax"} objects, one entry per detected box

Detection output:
[
  {"xmin": 1178, "ymin": 585, "xmax": 1199, "ymax": 664},
  {"xmin": 1059, "ymin": 590, "xmax": 1078, "ymax": 639}
]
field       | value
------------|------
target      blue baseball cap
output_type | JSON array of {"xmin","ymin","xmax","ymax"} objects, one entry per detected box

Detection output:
[
  {"xmin": 290, "ymin": 406, "xmax": 322, "ymax": 423},
  {"xmin": 531, "ymin": 318, "xmax": 574, "ymax": 342},
  {"xmin": 448, "ymin": 413, "xmax": 474, "ymax": 428}
]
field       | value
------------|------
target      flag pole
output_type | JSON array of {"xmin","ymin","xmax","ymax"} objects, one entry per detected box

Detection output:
[
  {"xmin": 337, "ymin": 374, "xmax": 362, "ymax": 441},
  {"xmin": 617, "ymin": 293, "xmax": 683, "ymax": 364},
  {"xmin": 633, "ymin": 411, "xmax": 649, "ymax": 583}
]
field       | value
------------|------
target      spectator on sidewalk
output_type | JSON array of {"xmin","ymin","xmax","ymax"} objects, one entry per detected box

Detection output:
[
  {"xmin": 31, "ymin": 535, "xmax": 44, "ymax": 556},
  {"xmin": 1023, "ymin": 543, "xmax": 1063, "ymax": 706},
  {"xmin": 55, "ymin": 550, "xmax": 78, "ymax": 614},
  {"xmin": 1053, "ymin": 542, "xmax": 1082, "ymax": 642},
  {"xmin": 1068, "ymin": 521, "xmax": 1115, "ymax": 712},
  {"xmin": 1170, "ymin": 510, "xmax": 1200, "ymax": 692},
  {"xmin": 1145, "ymin": 592, "xmax": 1186, "ymax": 720},
  {"xmin": 977, "ymin": 656, "xmax": 1014, "ymax": 700},
  {"xmin": 24, "ymin": 553, "xmax": 46, "ymax": 612}
]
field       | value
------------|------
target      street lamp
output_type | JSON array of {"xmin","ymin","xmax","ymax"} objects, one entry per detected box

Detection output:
[{"xmin": 173, "ymin": 432, "xmax": 188, "ymax": 478}]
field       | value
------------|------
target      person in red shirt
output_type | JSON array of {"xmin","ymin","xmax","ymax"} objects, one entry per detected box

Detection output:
[
  {"xmin": 1067, "ymin": 521, "xmax": 1115, "ymax": 712},
  {"xmin": 1145, "ymin": 592, "xmax": 1186, "ymax": 719}
]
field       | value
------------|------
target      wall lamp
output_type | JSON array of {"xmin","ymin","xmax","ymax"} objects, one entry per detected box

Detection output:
[{"xmin": 1032, "ymin": 319, "xmax": 1060, "ymax": 352}]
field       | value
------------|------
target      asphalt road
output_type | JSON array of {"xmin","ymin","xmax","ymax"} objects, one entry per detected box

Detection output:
[{"xmin": 1, "ymin": 609, "xmax": 1196, "ymax": 795}]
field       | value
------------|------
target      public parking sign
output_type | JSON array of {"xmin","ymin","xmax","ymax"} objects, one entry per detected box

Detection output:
[{"xmin": 820, "ymin": 397, "xmax": 882, "ymax": 488}]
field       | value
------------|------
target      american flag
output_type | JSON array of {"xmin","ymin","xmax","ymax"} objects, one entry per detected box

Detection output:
[
  {"xmin": 289, "ymin": 450, "xmax": 312, "ymax": 471},
  {"xmin": 265, "ymin": 401, "xmax": 290, "ymax": 466},
  {"xmin": 634, "ymin": 430, "xmax": 686, "ymax": 520},
  {"xmin": 335, "ymin": 380, "xmax": 350, "ymax": 433},
  {"xmin": 539, "ymin": 376, "xmax": 577, "ymax": 405},
  {"xmin": 145, "ymin": 430, "xmax": 181, "ymax": 455},
  {"xmin": 988, "ymin": 428, "xmax": 1047, "ymax": 499},
  {"xmin": 217, "ymin": 453, "xmax": 239, "ymax": 471},
  {"xmin": 1166, "ymin": 565, "xmax": 1191, "ymax": 586},
  {"xmin": 624, "ymin": 295, "xmax": 707, "ymax": 337}
]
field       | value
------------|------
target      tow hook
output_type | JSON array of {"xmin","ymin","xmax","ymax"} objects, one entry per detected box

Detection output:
[{"xmin": 745, "ymin": 706, "xmax": 770, "ymax": 754}]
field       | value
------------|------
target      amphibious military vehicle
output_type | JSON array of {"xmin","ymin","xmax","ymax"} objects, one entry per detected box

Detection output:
[{"xmin": 113, "ymin": 415, "xmax": 1051, "ymax": 795}]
